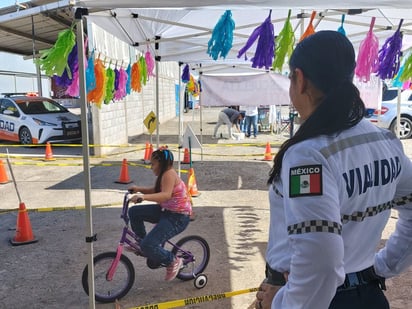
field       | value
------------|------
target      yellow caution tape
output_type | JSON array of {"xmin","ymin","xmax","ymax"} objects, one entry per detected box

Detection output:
[{"xmin": 129, "ymin": 287, "xmax": 259, "ymax": 309}]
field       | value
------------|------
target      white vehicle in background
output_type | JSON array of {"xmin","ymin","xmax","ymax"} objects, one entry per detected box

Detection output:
[
  {"xmin": 0, "ymin": 93, "xmax": 81, "ymax": 145},
  {"xmin": 365, "ymin": 87, "xmax": 412, "ymax": 139}
]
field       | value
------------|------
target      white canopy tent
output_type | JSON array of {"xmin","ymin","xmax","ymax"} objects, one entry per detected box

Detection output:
[{"xmin": 2, "ymin": 1, "xmax": 409, "ymax": 308}]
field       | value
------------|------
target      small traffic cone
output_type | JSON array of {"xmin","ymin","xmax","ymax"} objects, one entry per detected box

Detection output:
[
  {"xmin": 115, "ymin": 158, "xmax": 132, "ymax": 184},
  {"xmin": 0, "ymin": 159, "xmax": 10, "ymax": 184},
  {"xmin": 263, "ymin": 142, "xmax": 273, "ymax": 161},
  {"xmin": 10, "ymin": 202, "xmax": 38, "ymax": 246},
  {"xmin": 44, "ymin": 142, "xmax": 55, "ymax": 161},
  {"xmin": 187, "ymin": 167, "xmax": 200, "ymax": 197},
  {"xmin": 148, "ymin": 144, "xmax": 153, "ymax": 160},
  {"xmin": 143, "ymin": 142, "xmax": 150, "ymax": 163},
  {"xmin": 181, "ymin": 148, "xmax": 190, "ymax": 164}
]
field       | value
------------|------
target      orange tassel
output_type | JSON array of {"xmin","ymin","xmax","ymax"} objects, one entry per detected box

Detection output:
[
  {"xmin": 131, "ymin": 62, "xmax": 142, "ymax": 93},
  {"xmin": 299, "ymin": 11, "xmax": 317, "ymax": 42},
  {"xmin": 87, "ymin": 58, "xmax": 107, "ymax": 108}
]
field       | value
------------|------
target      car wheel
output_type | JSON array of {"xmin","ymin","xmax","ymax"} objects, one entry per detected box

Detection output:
[
  {"xmin": 19, "ymin": 127, "xmax": 33, "ymax": 145},
  {"xmin": 390, "ymin": 117, "xmax": 412, "ymax": 139}
]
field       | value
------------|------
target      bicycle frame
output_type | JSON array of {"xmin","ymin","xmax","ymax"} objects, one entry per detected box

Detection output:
[{"xmin": 106, "ymin": 192, "xmax": 197, "ymax": 281}]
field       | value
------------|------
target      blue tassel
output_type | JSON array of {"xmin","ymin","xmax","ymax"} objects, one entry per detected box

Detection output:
[
  {"xmin": 237, "ymin": 10, "xmax": 274, "ymax": 69},
  {"xmin": 182, "ymin": 64, "xmax": 190, "ymax": 83},
  {"xmin": 337, "ymin": 15, "xmax": 346, "ymax": 36},
  {"xmin": 126, "ymin": 63, "xmax": 132, "ymax": 95},
  {"xmin": 207, "ymin": 10, "xmax": 235, "ymax": 60},
  {"xmin": 86, "ymin": 50, "xmax": 96, "ymax": 93}
]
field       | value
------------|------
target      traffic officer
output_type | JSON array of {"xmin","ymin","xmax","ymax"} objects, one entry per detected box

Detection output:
[{"xmin": 256, "ymin": 30, "xmax": 412, "ymax": 309}]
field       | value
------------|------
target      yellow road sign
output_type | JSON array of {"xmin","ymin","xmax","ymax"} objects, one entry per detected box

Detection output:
[{"xmin": 144, "ymin": 111, "xmax": 157, "ymax": 134}]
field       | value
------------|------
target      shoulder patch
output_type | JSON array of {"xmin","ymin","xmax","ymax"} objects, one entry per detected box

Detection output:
[{"xmin": 289, "ymin": 164, "xmax": 323, "ymax": 198}]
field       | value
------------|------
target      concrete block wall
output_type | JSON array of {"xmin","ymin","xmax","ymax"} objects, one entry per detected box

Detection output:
[{"xmin": 88, "ymin": 23, "xmax": 180, "ymax": 156}]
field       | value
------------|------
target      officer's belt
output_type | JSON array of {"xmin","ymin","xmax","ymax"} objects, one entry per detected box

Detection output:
[{"xmin": 337, "ymin": 266, "xmax": 386, "ymax": 291}]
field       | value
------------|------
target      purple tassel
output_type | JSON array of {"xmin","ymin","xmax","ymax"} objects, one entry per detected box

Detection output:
[
  {"xmin": 54, "ymin": 43, "xmax": 78, "ymax": 87},
  {"xmin": 377, "ymin": 19, "xmax": 404, "ymax": 80},
  {"xmin": 182, "ymin": 64, "xmax": 190, "ymax": 83},
  {"xmin": 237, "ymin": 10, "xmax": 274, "ymax": 69},
  {"xmin": 114, "ymin": 68, "xmax": 120, "ymax": 90}
]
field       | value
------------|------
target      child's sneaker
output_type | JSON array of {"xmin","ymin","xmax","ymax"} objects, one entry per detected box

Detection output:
[{"xmin": 165, "ymin": 257, "xmax": 183, "ymax": 281}]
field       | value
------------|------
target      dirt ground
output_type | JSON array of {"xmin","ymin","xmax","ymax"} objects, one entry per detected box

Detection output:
[{"xmin": 1, "ymin": 107, "xmax": 411, "ymax": 309}]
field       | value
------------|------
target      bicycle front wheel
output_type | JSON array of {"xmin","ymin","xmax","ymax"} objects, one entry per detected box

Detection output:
[
  {"xmin": 172, "ymin": 235, "xmax": 210, "ymax": 281},
  {"xmin": 81, "ymin": 252, "xmax": 135, "ymax": 303}
]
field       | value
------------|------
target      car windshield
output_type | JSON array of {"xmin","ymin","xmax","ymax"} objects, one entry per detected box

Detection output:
[{"xmin": 16, "ymin": 99, "xmax": 68, "ymax": 115}]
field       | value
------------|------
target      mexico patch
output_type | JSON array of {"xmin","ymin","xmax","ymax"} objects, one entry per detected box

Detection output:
[{"xmin": 289, "ymin": 165, "xmax": 323, "ymax": 198}]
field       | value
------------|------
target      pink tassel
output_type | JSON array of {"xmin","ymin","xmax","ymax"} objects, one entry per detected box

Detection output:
[
  {"xmin": 145, "ymin": 47, "xmax": 155, "ymax": 77},
  {"xmin": 355, "ymin": 17, "xmax": 379, "ymax": 82}
]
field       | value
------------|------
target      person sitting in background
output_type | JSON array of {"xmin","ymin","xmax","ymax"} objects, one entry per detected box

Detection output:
[
  {"xmin": 128, "ymin": 147, "xmax": 192, "ymax": 281},
  {"xmin": 212, "ymin": 107, "xmax": 245, "ymax": 139}
]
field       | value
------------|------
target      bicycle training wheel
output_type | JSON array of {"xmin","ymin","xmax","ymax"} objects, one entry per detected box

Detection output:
[
  {"xmin": 81, "ymin": 252, "xmax": 135, "ymax": 303},
  {"xmin": 172, "ymin": 235, "xmax": 210, "ymax": 281}
]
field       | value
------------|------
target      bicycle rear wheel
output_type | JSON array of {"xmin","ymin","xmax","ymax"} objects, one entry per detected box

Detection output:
[
  {"xmin": 81, "ymin": 252, "xmax": 135, "ymax": 303},
  {"xmin": 172, "ymin": 235, "xmax": 210, "ymax": 281}
]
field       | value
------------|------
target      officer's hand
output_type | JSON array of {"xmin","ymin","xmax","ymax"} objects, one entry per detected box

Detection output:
[{"xmin": 255, "ymin": 281, "xmax": 283, "ymax": 309}]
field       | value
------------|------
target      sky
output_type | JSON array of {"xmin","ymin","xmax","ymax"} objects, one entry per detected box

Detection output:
[{"xmin": 0, "ymin": 1, "xmax": 17, "ymax": 8}]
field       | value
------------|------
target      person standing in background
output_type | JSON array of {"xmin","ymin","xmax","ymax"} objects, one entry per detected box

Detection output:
[
  {"xmin": 212, "ymin": 107, "xmax": 245, "ymax": 139},
  {"xmin": 241, "ymin": 105, "xmax": 259, "ymax": 138}
]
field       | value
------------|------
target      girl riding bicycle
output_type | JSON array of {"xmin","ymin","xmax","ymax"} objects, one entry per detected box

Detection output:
[{"xmin": 128, "ymin": 147, "xmax": 192, "ymax": 281}]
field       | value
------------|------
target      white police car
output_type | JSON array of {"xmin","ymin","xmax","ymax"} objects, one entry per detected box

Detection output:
[
  {"xmin": 365, "ymin": 88, "xmax": 412, "ymax": 139},
  {"xmin": 0, "ymin": 93, "xmax": 81, "ymax": 145}
]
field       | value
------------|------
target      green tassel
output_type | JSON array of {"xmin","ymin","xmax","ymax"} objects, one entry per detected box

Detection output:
[
  {"xmin": 272, "ymin": 10, "xmax": 295, "ymax": 72},
  {"xmin": 37, "ymin": 29, "xmax": 76, "ymax": 77},
  {"xmin": 104, "ymin": 67, "xmax": 115, "ymax": 104},
  {"xmin": 400, "ymin": 52, "xmax": 412, "ymax": 82},
  {"xmin": 139, "ymin": 55, "xmax": 147, "ymax": 86}
]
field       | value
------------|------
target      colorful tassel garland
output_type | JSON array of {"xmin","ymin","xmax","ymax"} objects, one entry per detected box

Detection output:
[
  {"xmin": 87, "ymin": 58, "xmax": 107, "ymax": 108},
  {"xmin": 182, "ymin": 64, "xmax": 190, "ymax": 83},
  {"xmin": 145, "ymin": 48, "xmax": 155, "ymax": 77},
  {"xmin": 38, "ymin": 29, "xmax": 76, "ymax": 77},
  {"xmin": 272, "ymin": 9, "xmax": 294, "ymax": 73},
  {"xmin": 299, "ymin": 11, "xmax": 317, "ymax": 42},
  {"xmin": 337, "ymin": 15, "xmax": 346, "ymax": 36},
  {"xmin": 207, "ymin": 10, "xmax": 235, "ymax": 60},
  {"xmin": 131, "ymin": 61, "xmax": 142, "ymax": 93},
  {"xmin": 377, "ymin": 19, "xmax": 404, "ymax": 80},
  {"xmin": 355, "ymin": 17, "xmax": 379, "ymax": 83},
  {"xmin": 126, "ymin": 63, "xmax": 132, "ymax": 94},
  {"xmin": 237, "ymin": 10, "xmax": 275, "ymax": 69}
]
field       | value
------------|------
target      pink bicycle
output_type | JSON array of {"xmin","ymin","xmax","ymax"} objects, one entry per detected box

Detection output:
[{"xmin": 82, "ymin": 191, "xmax": 209, "ymax": 303}]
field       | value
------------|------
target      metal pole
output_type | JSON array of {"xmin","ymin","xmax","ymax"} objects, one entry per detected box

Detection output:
[{"xmin": 75, "ymin": 8, "xmax": 95, "ymax": 309}]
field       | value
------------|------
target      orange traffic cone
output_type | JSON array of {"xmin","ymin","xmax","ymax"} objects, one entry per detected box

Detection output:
[
  {"xmin": 263, "ymin": 142, "xmax": 273, "ymax": 161},
  {"xmin": 0, "ymin": 159, "xmax": 10, "ymax": 184},
  {"xmin": 143, "ymin": 142, "xmax": 150, "ymax": 163},
  {"xmin": 115, "ymin": 158, "xmax": 132, "ymax": 184},
  {"xmin": 10, "ymin": 202, "xmax": 38, "ymax": 246},
  {"xmin": 181, "ymin": 148, "xmax": 190, "ymax": 164},
  {"xmin": 187, "ymin": 167, "xmax": 200, "ymax": 197},
  {"xmin": 44, "ymin": 142, "xmax": 55, "ymax": 161},
  {"xmin": 148, "ymin": 144, "xmax": 153, "ymax": 160}
]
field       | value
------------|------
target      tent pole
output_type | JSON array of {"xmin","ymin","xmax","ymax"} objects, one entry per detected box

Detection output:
[
  {"xmin": 178, "ymin": 62, "xmax": 183, "ymax": 178},
  {"xmin": 199, "ymin": 73, "xmax": 203, "ymax": 161},
  {"xmin": 155, "ymin": 59, "xmax": 160, "ymax": 148},
  {"xmin": 75, "ymin": 8, "xmax": 95, "ymax": 309}
]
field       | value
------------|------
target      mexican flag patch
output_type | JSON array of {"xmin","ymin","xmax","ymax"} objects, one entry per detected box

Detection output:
[{"xmin": 289, "ymin": 165, "xmax": 322, "ymax": 198}]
